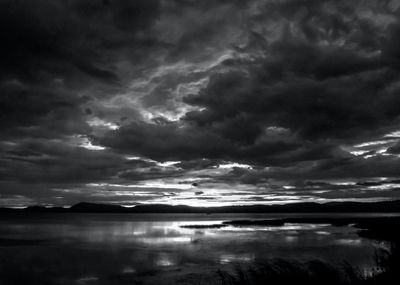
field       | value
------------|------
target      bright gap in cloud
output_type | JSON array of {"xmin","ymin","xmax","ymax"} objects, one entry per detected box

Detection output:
[
  {"xmin": 78, "ymin": 137, "xmax": 106, "ymax": 151},
  {"xmin": 87, "ymin": 117, "xmax": 119, "ymax": 130},
  {"xmin": 157, "ymin": 161, "xmax": 181, "ymax": 167},
  {"xmin": 353, "ymin": 139, "xmax": 397, "ymax": 148},
  {"xmin": 384, "ymin": 130, "xmax": 400, "ymax": 138},
  {"xmin": 218, "ymin": 162, "xmax": 252, "ymax": 169}
]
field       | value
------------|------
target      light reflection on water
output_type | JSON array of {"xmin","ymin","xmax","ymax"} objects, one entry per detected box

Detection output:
[
  {"xmin": 220, "ymin": 253, "xmax": 256, "ymax": 264},
  {"xmin": 0, "ymin": 213, "xmax": 392, "ymax": 285}
]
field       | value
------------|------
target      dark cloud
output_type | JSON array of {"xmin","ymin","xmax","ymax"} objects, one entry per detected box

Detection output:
[
  {"xmin": 118, "ymin": 166, "xmax": 183, "ymax": 181},
  {"xmin": 0, "ymin": 139, "xmax": 128, "ymax": 184},
  {"xmin": 387, "ymin": 142, "xmax": 400, "ymax": 154},
  {"xmin": 183, "ymin": 43, "xmax": 397, "ymax": 142},
  {"xmin": 2, "ymin": 0, "xmax": 400, "ymax": 206},
  {"xmin": 0, "ymin": 0, "xmax": 164, "ymax": 83},
  {"xmin": 223, "ymin": 156, "xmax": 400, "ymax": 185},
  {"xmin": 0, "ymin": 81, "xmax": 89, "ymax": 139}
]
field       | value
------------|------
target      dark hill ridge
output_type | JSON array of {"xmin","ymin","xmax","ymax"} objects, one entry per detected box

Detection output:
[
  {"xmin": 70, "ymin": 202, "xmax": 126, "ymax": 212},
  {"xmin": 2, "ymin": 200, "xmax": 400, "ymax": 213}
]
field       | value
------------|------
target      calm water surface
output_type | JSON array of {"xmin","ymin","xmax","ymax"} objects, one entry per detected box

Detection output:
[{"xmin": 0, "ymin": 213, "xmax": 394, "ymax": 285}]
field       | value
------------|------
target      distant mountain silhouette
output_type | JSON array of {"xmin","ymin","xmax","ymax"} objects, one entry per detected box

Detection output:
[
  {"xmin": 69, "ymin": 202, "xmax": 127, "ymax": 212},
  {"xmin": 2, "ymin": 200, "xmax": 400, "ymax": 213}
]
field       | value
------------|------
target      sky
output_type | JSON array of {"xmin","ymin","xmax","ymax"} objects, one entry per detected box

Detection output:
[{"xmin": 2, "ymin": 0, "xmax": 400, "ymax": 207}]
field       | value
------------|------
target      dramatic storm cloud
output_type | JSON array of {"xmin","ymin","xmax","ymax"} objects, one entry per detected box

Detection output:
[{"xmin": 2, "ymin": 0, "xmax": 400, "ymax": 207}]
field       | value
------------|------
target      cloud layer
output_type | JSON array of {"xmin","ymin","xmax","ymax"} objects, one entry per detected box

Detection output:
[{"xmin": 2, "ymin": 0, "xmax": 400, "ymax": 207}]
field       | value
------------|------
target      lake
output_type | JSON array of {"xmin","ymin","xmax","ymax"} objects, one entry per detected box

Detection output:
[{"xmin": 0, "ymin": 213, "xmax": 394, "ymax": 285}]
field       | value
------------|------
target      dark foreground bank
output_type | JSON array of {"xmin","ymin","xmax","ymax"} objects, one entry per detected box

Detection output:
[{"xmin": 212, "ymin": 217, "xmax": 400, "ymax": 285}]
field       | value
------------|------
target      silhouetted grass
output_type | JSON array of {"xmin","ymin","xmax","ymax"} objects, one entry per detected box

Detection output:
[
  {"xmin": 216, "ymin": 260, "xmax": 366, "ymax": 285},
  {"xmin": 213, "ymin": 217, "xmax": 400, "ymax": 285},
  {"xmin": 216, "ymin": 242, "xmax": 400, "ymax": 285}
]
